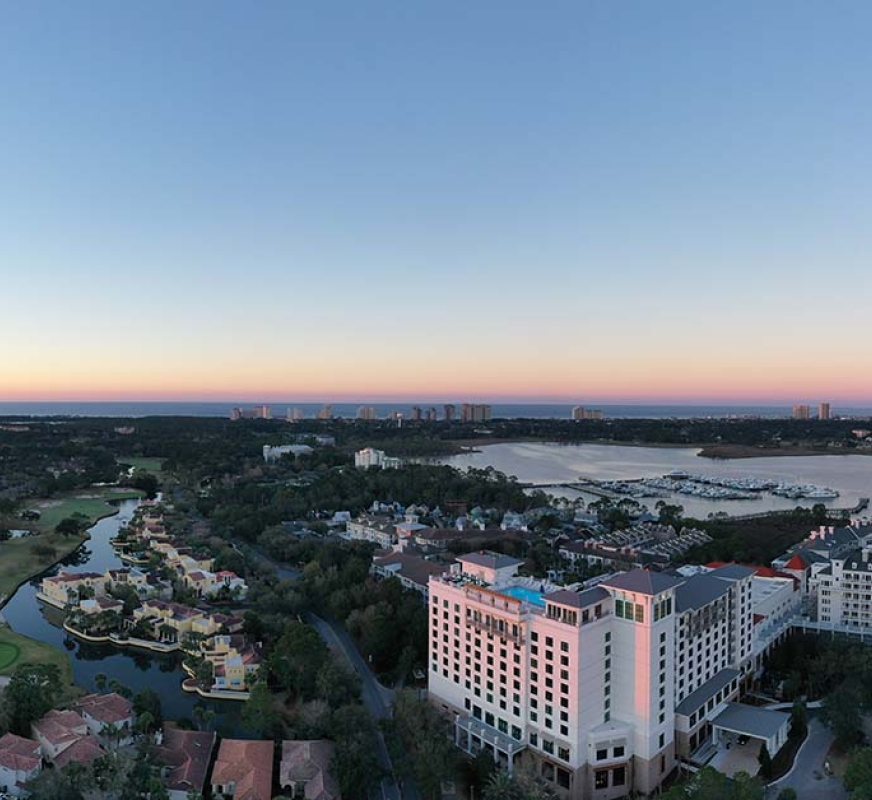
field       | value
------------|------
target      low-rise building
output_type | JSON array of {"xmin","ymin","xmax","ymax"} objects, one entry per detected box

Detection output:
[
  {"xmin": 280, "ymin": 740, "xmax": 341, "ymax": 799},
  {"xmin": 371, "ymin": 552, "xmax": 450, "ymax": 599},
  {"xmin": 200, "ymin": 634, "xmax": 262, "ymax": 692},
  {"xmin": 211, "ymin": 738, "xmax": 274, "ymax": 800},
  {"xmin": 39, "ymin": 571, "xmax": 105, "ymax": 608},
  {"xmin": 154, "ymin": 724, "xmax": 216, "ymax": 800},
  {"xmin": 73, "ymin": 693, "xmax": 135, "ymax": 745},
  {"xmin": 344, "ymin": 515, "xmax": 398, "ymax": 549},
  {"xmin": 0, "ymin": 732, "xmax": 42, "ymax": 797}
]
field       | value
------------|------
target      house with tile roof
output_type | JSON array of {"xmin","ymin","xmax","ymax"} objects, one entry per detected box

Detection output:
[
  {"xmin": 0, "ymin": 733, "xmax": 41, "ymax": 797},
  {"xmin": 154, "ymin": 724, "xmax": 216, "ymax": 800},
  {"xmin": 211, "ymin": 738, "xmax": 274, "ymax": 800},
  {"xmin": 73, "ymin": 692, "xmax": 135, "ymax": 745},
  {"xmin": 280, "ymin": 740, "xmax": 341, "ymax": 800}
]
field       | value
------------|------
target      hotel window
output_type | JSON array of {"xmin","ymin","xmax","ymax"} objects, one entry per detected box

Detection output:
[
  {"xmin": 596, "ymin": 748, "xmax": 608, "ymax": 760},
  {"xmin": 613, "ymin": 746, "xmax": 624, "ymax": 758},
  {"xmin": 595, "ymin": 770, "xmax": 608, "ymax": 789},
  {"xmin": 613, "ymin": 766, "xmax": 626, "ymax": 786},
  {"xmin": 558, "ymin": 746, "xmax": 570, "ymax": 761}
]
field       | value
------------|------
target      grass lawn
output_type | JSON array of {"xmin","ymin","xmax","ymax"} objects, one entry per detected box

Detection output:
[
  {"xmin": 23, "ymin": 488, "xmax": 143, "ymax": 533},
  {"xmin": 0, "ymin": 530, "xmax": 89, "ymax": 597},
  {"xmin": 0, "ymin": 625, "xmax": 78, "ymax": 698},
  {"xmin": 118, "ymin": 456, "xmax": 165, "ymax": 478}
]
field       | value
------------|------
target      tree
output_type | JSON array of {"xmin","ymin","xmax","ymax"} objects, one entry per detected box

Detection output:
[
  {"xmin": 55, "ymin": 516, "xmax": 86, "ymax": 537},
  {"xmin": 757, "ymin": 743, "xmax": 772, "ymax": 779},
  {"xmin": 329, "ymin": 704, "xmax": 383, "ymax": 797},
  {"xmin": 191, "ymin": 704, "xmax": 215, "ymax": 732},
  {"xmin": 242, "ymin": 682, "xmax": 281, "ymax": 738},
  {"xmin": 268, "ymin": 621, "xmax": 328, "ymax": 699},
  {"xmin": 845, "ymin": 748, "xmax": 872, "ymax": 800},
  {"xmin": 1, "ymin": 664, "xmax": 63, "ymax": 736},
  {"xmin": 790, "ymin": 698, "xmax": 807, "ymax": 739},
  {"xmin": 822, "ymin": 681, "xmax": 865, "ymax": 746},
  {"xmin": 133, "ymin": 688, "xmax": 163, "ymax": 728},
  {"xmin": 94, "ymin": 673, "xmax": 108, "ymax": 692}
]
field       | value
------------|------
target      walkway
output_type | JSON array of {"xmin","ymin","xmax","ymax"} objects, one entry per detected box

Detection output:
[{"xmin": 768, "ymin": 719, "xmax": 846, "ymax": 800}]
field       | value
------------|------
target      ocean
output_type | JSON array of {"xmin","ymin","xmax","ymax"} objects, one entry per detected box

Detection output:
[{"xmin": 1, "ymin": 402, "xmax": 871, "ymax": 420}]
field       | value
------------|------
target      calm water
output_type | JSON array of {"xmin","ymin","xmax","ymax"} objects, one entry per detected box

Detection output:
[
  {"xmin": 2, "ymin": 401, "xmax": 871, "ymax": 419},
  {"xmin": 441, "ymin": 443, "xmax": 872, "ymax": 519},
  {"xmin": 1, "ymin": 498, "xmax": 243, "ymax": 734}
]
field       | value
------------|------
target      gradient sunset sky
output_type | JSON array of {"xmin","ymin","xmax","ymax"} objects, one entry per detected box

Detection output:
[{"xmin": 2, "ymin": 2, "xmax": 870, "ymax": 404}]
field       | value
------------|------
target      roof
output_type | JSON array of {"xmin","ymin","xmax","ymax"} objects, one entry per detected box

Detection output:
[
  {"xmin": 372, "ymin": 552, "xmax": 448, "ymax": 588},
  {"xmin": 708, "ymin": 564, "xmax": 756, "ymax": 582},
  {"xmin": 280, "ymin": 740, "xmax": 341, "ymax": 799},
  {"xmin": 600, "ymin": 569, "xmax": 683, "ymax": 596},
  {"xmin": 33, "ymin": 709, "xmax": 87, "ymax": 746},
  {"xmin": 155, "ymin": 724, "xmax": 216, "ymax": 794},
  {"xmin": 712, "ymin": 703, "xmax": 790, "ymax": 740},
  {"xmin": 675, "ymin": 668, "xmax": 740, "ymax": 716},
  {"xmin": 212, "ymin": 738, "xmax": 274, "ymax": 800},
  {"xmin": 53, "ymin": 734, "xmax": 104, "ymax": 768},
  {"xmin": 73, "ymin": 692, "xmax": 133, "ymax": 725},
  {"xmin": 675, "ymin": 575, "xmax": 732, "ymax": 613},
  {"xmin": 457, "ymin": 551, "xmax": 524, "ymax": 570},
  {"xmin": 544, "ymin": 586, "xmax": 609, "ymax": 609},
  {"xmin": 0, "ymin": 732, "xmax": 41, "ymax": 772}
]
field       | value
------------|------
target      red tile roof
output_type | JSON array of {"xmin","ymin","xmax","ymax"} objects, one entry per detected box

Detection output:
[
  {"xmin": 53, "ymin": 734, "xmax": 103, "ymax": 768},
  {"xmin": 154, "ymin": 724, "xmax": 216, "ymax": 794},
  {"xmin": 0, "ymin": 733, "xmax": 41, "ymax": 772},
  {"xmin": 212, "ymin": 739, "xmax": 274, "ymax": 800},
  {"xmin": 73, "ymin": 692, "xmax": 134, "ymax": 726}
]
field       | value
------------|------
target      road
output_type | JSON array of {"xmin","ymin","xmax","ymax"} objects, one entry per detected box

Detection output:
[
  {"xmin": 240, "ymin": 538, "xmax": 419, "ymax": 800},
  {"xmin": 768, "ymin": 718, "xmax": 846, "ymax": 800}
]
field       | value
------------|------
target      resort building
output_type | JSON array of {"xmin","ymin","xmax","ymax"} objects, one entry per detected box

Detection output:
[
  {"xmin": 343, "ymin": 515, "xmax": 398, "ymax": 549},
  {"xmin": 354, "ymin": 448, "xmax": 402, "ymax": 469},
  {"xmin": 211, "ymin": 738, "xmax": 275, "ymax": 800},
  {"xmin": 427, "ymin": 554, "xmax": 792, "ymax": 799},
  {"xmin": 38, "ymin": 571, "xmax": 105, "ymax": 608},
  {"xmin": 371, "ymin": 552, "xmax": 450, "ymax": 599},
  {"xmin": 198, "ymin": 634, "xmax": 262, "ymax": 692}
]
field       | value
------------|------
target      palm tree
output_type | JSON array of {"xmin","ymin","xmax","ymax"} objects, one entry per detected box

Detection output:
[
  {"xmin": 94, "ymin": 673, "xmax": 108, "ymax": 692},
  {"xmin": 483, "ymin": 771, "xmax": 522, "ymax": 800}
]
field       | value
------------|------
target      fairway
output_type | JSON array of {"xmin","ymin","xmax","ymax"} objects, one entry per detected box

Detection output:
[
  {"xmin": 119, "ymin": 457, "xmax": 165, "ymax": 477},
  {"xmin": 0, "ymin": 641, "xmax": 20, "ymax": 671},
  {"xmin": 24, "ymin": 488, "xmax": 142, "ymax": 533}
]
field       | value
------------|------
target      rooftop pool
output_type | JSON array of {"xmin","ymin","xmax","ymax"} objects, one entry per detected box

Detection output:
[{"xmin": 502, "ymin": 586, "xmax": 546, "ymax": 607}]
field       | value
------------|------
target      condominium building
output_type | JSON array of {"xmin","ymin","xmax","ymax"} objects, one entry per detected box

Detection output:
[
  {"xmin": 344, "ymin": 514, "xmax": 399, "ymax": 549},
  {"xmin": 444, "ymin": 404, "xmax": 456, "ymax": 422},
  {"xmin": 461, "ymin": 404, "xmax": 492, "ymax": 423},
  {"xmin": 317, "ymin": 404, "xmax": 333, "ymax": 420},
  {"xmin": 286, "ymin": 407, "xmax": 305, "ymax": 422},
  {"xmin": 354, "ymin": 448, "xmax": 402, "ymax": 469},
  {"xmin": 819, "ymin": 402, "xmax": 831, "ymax": 420},
  {"xmin": 428, "ymin": 555, "xmax": 788, "ymax": 799},
  {"xmin": 792, "ymin": 405, "xmax": 810, "ymax": 420},
  {"xmin": 571, "ymin": 407, "xmax": 604, "ymax": 421},
  {"xmin": 357, "ymin": 406, "xmax": 378, "ymax": 421}
]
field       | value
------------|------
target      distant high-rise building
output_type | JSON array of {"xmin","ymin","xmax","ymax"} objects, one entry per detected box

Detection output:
[
  {"xmin": 317, "ymin": 404, "xmax": 333, "ymax": 420},
  {"xmin": 357, "ymin": 406, "xmax": 378, "ymax": 421},
  {"xmin": 286, "ymin": 407, "xmax": 305, "ymax": 422},
  {"xmin": 461, "ymin": 404, "xmax": 492, "ymax": 423},
  {"xmin": 819, "ymin": 403, "xmax": 831, "ymax": 421},
  {"xmin": 572, "ymin": 406, "xmax": 603, "ymax": 421},
  {"xmin": 444, "ymin": 404, "xmax": 456, "ymax": 422},
  {"xmin": 426, "ymin": 407, "xmax": 438, "ymax": 422},
  {"xmin": 793, "ymin": 405, "xmax": 810, "ymax": 420},
  {"xmin": 411, "ymin": 406, "xmax": 423, "ymax": 422},
  {"xmin": 230, "ymin": 405, "xmax": 270, "ymax": 420}
]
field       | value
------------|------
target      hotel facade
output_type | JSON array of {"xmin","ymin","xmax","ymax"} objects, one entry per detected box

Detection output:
[{"xmin": 428, "ymin": 554, "xmax": 794, "ymax": 799}]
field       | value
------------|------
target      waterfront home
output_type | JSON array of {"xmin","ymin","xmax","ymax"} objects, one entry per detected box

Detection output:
[
  {"xmin": 193, "ymin": 611, "xmax": 244, "ymax": 637},
  {"xmin": 39, "ymin": 571, "xmax": 105, "ymax": 608},
  {"xmin": 200, "ymin": 634, "xmax": 262, "ymax": 692},
  {"xmin": 280, "ymin": 740, "xmax": 341, "ymax": 799},
  {"xmin": 133, "ymin": 600, "xmax": 204, "ymax": 639},
  {"xmin": 153, "ymin": 724, "xmax": 216, "ymax": 800},
  {"xmin": 182, "ymin": 568, "xmax": 248, "ymax": 600},
  {"xmin": 79, "ymin": 596, "xmax": 125, "ymax": 616},
  {"xmin": 211, "ymin": 738, "xmax": 274, "ymax": 800},
  {"xmin": 73, "ymin": 693, "xmax": 135, "ymax": 746},
  {"xmin": 0, "ymin": 733, "xmax": 42, "ymax": 797}
]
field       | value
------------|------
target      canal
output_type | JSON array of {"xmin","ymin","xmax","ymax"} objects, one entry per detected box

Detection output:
[{"xmin": 1, "ymin": 497, "xmax": 244, "ymax": 734}]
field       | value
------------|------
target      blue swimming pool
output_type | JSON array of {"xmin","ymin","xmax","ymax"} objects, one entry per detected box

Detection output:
[{"xmin": 502, "ymin": 586, "xmax": 546, "ymax": 607}]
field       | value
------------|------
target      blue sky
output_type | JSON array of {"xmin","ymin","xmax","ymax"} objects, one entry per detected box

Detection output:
[{"xmin": 2, "ymin": 2, "xmax": 870, "ymax": 403}]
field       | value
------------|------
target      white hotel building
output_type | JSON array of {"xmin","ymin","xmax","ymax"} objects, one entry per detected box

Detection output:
[{"xmin": 428, "ymin": 554, "xmax": 793, "ymax": 799}]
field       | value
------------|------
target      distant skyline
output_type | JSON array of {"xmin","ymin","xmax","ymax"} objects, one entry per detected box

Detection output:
[{"xmin": 2, "ymin": 2, "xmax": 870, "ymax": 404}]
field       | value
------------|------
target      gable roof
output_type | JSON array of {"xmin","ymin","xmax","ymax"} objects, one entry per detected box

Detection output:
[
  {"xmin": 0, "ymin": 732, "xmax": 41, "ymax": 772},
  {"xmin": 600, "ymin": 569, "xmax": 683, "ymax": 596},
  {"xmin": 155, "ymin": 724, "xmax": 216, "ymax": 794},
  {"xmin": 73, "ymin": 692, "xmax": 133, "ymax": 726},
  {"xmin": 280, "ymin": 740, "xmax": 341, "ymax": 799},
  {"xmin": 53, "ymin": 734, "xmax": 104, "ymax": 768}
]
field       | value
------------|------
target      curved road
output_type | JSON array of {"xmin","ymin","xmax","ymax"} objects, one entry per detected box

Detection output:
[
  {"xmin": 238, "ymin": 539, "xmax": 420, "ymax": 800},
  {"xmin": 768, "ymin": 719, "xmax": 846, "ymax": 800}
]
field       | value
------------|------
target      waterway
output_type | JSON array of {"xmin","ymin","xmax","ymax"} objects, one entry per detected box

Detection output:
[
  {"xmin": 1, "ymin": 497, "xmax": 243, "ymax": 734},
  {"xmin": 440, "ymin": 443, "xmax": 872, "ymax": 519}
]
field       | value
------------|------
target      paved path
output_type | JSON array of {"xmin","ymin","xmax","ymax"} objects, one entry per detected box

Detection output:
[{"xmin": 769, "ymin": 719, "xmax": 846, "ymax": 800}]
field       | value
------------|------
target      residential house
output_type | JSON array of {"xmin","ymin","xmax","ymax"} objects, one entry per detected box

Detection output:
[
  {"xmin": 211, "ymin": 738, "xmax": 274, "ymax": 800},
  {"xmin": 0, "ymin": 733, "xmax": 41, "ymax": 797},
  {"xmin": 154, "ymin": 724, "xmax": 216, "ymax": 800},
  {"xmin": 73, "ymin": 693, "xmax": 135, "ymax": 746},
  {"xmin": 280, "ymin": 740, "xmax": 341, "ymax": 800}
]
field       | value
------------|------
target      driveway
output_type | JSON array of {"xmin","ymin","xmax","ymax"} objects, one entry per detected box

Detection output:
[{"xmin": 769, "ymin": 718, "xmax": 846, "ymax": 800}]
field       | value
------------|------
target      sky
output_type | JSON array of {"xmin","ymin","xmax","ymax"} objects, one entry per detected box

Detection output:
[{"xmin": 1, "ymin": 1, "xmax": 870, "ymax": 405}]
